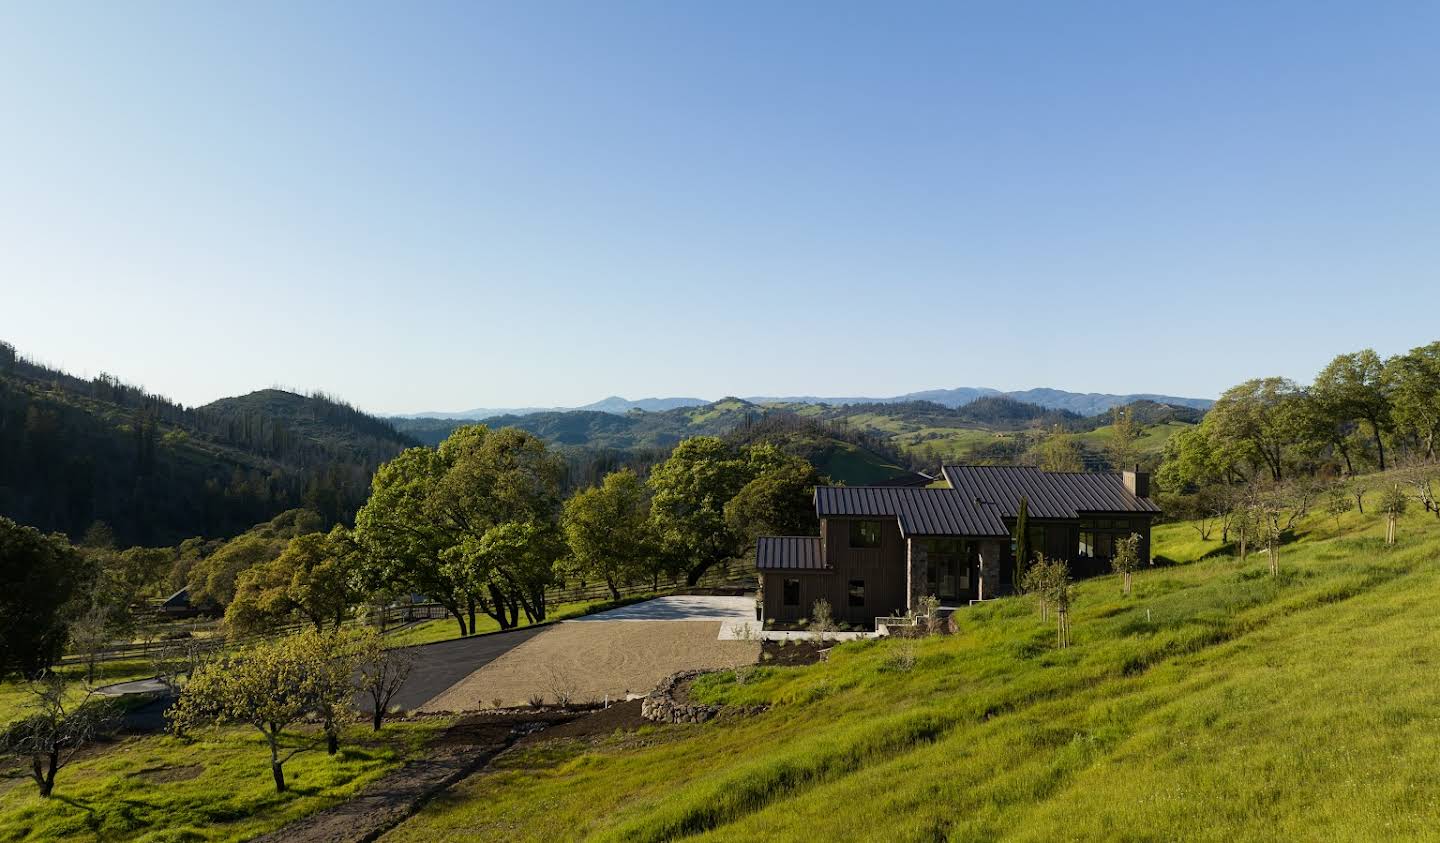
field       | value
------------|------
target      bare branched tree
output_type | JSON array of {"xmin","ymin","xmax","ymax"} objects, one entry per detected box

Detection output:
[{"xmin": 0, "ymin": 673, "xmax": 122, "ymax": 797}]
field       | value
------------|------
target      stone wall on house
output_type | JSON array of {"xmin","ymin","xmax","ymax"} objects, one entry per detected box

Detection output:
[
  {"xmin": 906, "ymin": 538, "xmax": 927, "ymax": 612},
  {"xmin": 977, "ymin": 539, "xmax": 1003, "ymax": 600}
]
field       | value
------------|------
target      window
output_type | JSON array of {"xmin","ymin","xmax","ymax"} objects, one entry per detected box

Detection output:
[
  {"xmin": 1079, "ymin": 519, "xmax": 1132, "ymax": 559},
  {"xmin": 848, "ymin": 579, "xmax": 866, "ymax": 607},
  {"xmin": 849, "ymin": 520, "xmax": 882, "ymax": 548},
  {"xmin": 783, "ymin": 578, "xmax": 800, "ymax": 607}
]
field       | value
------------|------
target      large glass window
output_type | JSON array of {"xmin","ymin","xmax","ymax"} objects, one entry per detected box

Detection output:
[
  {"xmin": 922, "ymin": 538, "xmax": 971, "ymax": 602},
  {"xmin": 849, "ymin": 520, "xmax": 883, "ymax": 548},
  {"xmin": 1079, "ymin": 519, "xmax": 1136, "ymax": 559},
  {"xmin": 783, "ymin": 578, "xmax": 800, "ymax": 607},
  {"xmin": 848, "ymin": 579, "xmax": 866, "ymax": 607}
]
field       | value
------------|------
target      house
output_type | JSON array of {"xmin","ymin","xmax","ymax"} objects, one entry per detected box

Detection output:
[
  {"xmin": 756, "ymin": 465, "xmax": 1159, "ymax": 626},
  {"xmin": 158, "ymin": 586, "xmax": 219, "ymax": 618}
]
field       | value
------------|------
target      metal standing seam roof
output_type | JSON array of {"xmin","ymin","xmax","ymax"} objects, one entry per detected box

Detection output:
[
  {"xmin": 755, "ymin": 536, "xmax": 826, "ymax": 570},
  {"xmin": 813, "ymin": 486, "xmax": 1010, "ymax": 538},
  {"xmin": 939, "ymin": 465, "xmax": 1161, "ymax": 518}
]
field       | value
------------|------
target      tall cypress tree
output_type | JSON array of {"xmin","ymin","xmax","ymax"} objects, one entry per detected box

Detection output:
[{"xmin": 1014, "ymin": 496, "xmax": 1031, "ymax": 588}]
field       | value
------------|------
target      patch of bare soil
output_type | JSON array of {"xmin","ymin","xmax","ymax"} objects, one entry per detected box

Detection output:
[
  {"xmin": 762, "ymin": 640, "xmax": 828, "ymax": 666},
  {"xmin": 522, "ymin": 699, "xmax": 646, "ymax": 743}
]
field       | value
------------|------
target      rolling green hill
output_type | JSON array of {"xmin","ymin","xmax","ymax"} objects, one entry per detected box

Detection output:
[{"xmin": 382, "ymin": 504, "xmax": 1440, "ymax": 841}]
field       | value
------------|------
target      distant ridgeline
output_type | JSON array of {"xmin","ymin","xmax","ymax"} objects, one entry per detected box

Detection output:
[
  {"xmin": 0, "ymin": 341, "xmax": 416, "ymax": 547},
  {"xmin": 390, "ymin": 395, "xmax": 1206, "ymax": 486}
]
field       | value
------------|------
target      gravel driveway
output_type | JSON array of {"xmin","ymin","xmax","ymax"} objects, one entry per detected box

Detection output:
[{"xmin": 418, "ymin": 619, "xmax": 758, "ymax": 712}]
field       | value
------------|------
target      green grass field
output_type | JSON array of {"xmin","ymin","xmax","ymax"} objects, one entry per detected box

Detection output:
[
  {"xmin": 382, "ymin": 504, "xmax": 1440, "ymax": 841},
  {"xmin": 0, "ymin": 721, "xmax": 441, "ymax": 842},
  {"xmin": 0, "ymin": 659, "xmax": 156, "ymax": 726}
]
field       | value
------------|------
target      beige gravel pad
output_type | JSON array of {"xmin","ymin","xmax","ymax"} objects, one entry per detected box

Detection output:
[{"xmin": 419, "ymin": 620, "xmax": 759, "ymax": 712}]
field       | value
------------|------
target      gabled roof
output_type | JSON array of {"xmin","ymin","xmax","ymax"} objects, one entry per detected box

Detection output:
[
  {"xmin": 756, "ymin": 536, "xmax": 826, "ymax": 570},
  {"xmin": 940, "ymin": 465, "xmax": 1160, "ymax": 518},
  {"xmin": 814, "ymin": 486, "xmax": 1009, "ymax": 538}
]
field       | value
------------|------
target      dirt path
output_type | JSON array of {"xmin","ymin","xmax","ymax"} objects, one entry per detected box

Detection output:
[
  {"xmin": 419, "ymin": 620, "xmax": 759, "ymax": 712},
  {"xmin": 251, "ymin": 711, "xmax": 583, "ymax": 843}
]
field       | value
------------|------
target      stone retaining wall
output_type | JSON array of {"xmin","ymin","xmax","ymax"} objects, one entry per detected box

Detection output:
[{"xmin": 640, "ymin": 670, "xmax": 720, "ymax": 724}]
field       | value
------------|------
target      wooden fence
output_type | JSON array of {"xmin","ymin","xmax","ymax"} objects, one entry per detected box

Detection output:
[{"xmin": 60, "ymin": 565, "xmax": 759, "ymax": 666}]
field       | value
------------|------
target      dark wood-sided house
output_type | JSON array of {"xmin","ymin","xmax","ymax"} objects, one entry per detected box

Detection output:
[{"xmin": 756, "ymin": 465, "xmax": 1160, "ymax": 626}]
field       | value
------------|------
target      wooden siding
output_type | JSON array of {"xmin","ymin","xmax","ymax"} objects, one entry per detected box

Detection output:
[{"xmin": 762, "ymin": 516, "xmax": 909, "ymax": 626}]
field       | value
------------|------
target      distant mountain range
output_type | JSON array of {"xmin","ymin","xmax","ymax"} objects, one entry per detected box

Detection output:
[{"xmin": 404, "ymin": 388, "xmax": 1213, "ymax": 420}]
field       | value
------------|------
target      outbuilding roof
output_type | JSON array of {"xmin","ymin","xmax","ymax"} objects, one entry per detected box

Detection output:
[
  {"xmin": 756, "ymin": 536, "xmax": 826, "ymax": 571},
  {"xmin": 940, "ymin": 465, "xmax": 1160, "ymax": 518}
]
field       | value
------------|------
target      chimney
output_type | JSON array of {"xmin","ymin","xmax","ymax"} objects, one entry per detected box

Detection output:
[{"xmin": 1123, "ymin": 466, "xmax": 1150, "ymax": 499}]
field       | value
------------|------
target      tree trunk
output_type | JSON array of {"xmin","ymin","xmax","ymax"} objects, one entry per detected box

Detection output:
[
  {"xmin": 452, "ymin": 609, "xmax": 468, "ymax": 639},
  {"xmin": 487, "ymin": 585, "xmax": 513, "ymax": 630},
  {"xmin": 467, "ymin": 598, "xmax": 477, "ymax": 636},
  {"xmin": 326, "ymin": 728, "xmax": 339, "ymax": 756},
  {"xmin": 605, "ymin": 576, "xmax": 621, "ymax": 602},
  {"xmin": 372, "ymin": 707, "xmax": 384, "ymax": 731},
  {"xmin": 268, "ymin": 737, "xmax": 286, "ymax": 792},
  {"xmin": 1373, "ymin": 422, "xmax": 1386, "ymax": 470},
  {"xmin": 33, "ymin": 753, "xmax": 57, "ymax": 798},
  {"xmin": 1124, "ymin": 572, "xmax": 1132, "ymax": 595}
]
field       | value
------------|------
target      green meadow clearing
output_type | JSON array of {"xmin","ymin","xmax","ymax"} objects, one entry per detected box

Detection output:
[
  {"xmin": 0, "ymin": 721, "xmax": 442, "ymax": 842},
  {"xmin": 384, "ymin": 506, "xmax": 1440, "ymax": 842}
]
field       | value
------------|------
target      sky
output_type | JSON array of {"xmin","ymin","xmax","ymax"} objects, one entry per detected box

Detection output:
[{"xmin": 2, "ymin": 2, "xmax": 1438, "ymax": 415}]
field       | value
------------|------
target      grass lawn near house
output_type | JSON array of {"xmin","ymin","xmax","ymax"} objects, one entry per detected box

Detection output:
[
  {"xmin": 382, "ymin": 504, "xmax": 1440, "ymax": 842},
  {"xmin": 0, "ymin": 719, "xmax": 443, "ymax": 842}
]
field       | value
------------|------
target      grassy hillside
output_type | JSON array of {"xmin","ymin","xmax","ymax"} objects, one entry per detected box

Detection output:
[
  {"xmin": 385, "ymin": 505, "xmax": 1440, "ymax": 841},
  {"xmin": 1072, "ymin": 419, "xmax": 1193, "ymax": 456}
]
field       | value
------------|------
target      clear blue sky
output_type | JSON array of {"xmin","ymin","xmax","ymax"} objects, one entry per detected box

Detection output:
[{"xmin": 2, "ymin": 2, "xmax": 1438, "ymax": 414}]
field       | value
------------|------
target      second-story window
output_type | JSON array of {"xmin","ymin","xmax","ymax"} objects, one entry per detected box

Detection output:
[{"xmin": 849, "ymin": 520, "xmax": 882, "ymax": 548}]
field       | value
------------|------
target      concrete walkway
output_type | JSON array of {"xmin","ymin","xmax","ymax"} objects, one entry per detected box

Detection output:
[
  {"xmin": 717, "ymin": 621, "xmax": 879, "ymax": 642},
  {"xmin": 568, "ymin": 595, "xmax": 755, "ymax": 622}
]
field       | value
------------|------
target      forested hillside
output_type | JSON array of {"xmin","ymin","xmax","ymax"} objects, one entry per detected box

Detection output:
[
  {"xmin": 393, "ymin": 399, "xmax": 913, "ymax": 486},
  {"xmin": 0, "ymin": 342, "xmax": 415, "ymax": 546},
  {"xmin": 392, "ymin": 394, "xmax": 1202, "ymax": 483}
]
